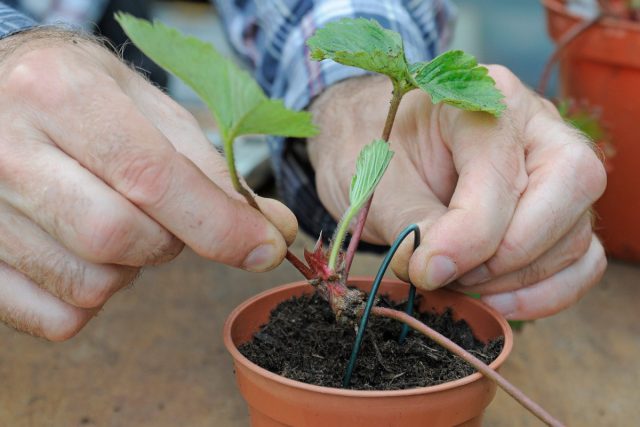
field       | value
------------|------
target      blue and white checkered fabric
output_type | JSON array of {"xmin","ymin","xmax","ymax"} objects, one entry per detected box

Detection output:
[
  {"xmin": 216, "ymin": 0, "xmax": 454, "ymax": 242},
  {"xmin": 0, "ymin": 2, "xmax": 35, "ymax": 39}
]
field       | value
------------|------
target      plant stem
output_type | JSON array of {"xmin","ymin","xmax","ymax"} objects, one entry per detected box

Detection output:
[
  {"xmin": 328, "ymin": 208, "xmax": 359, "ymax": 271},
  {"xmin": 343, "ymin": 83, "xmax": 405, "ymax": 276},
  {"xmin": 223, "ymin": 135, "xmax": 260, "ymax": 210},
  {"xmin": 371, "ymin": 306, "xmax": 565, "ymax": 427},
  {"xmin": 286, "ymin": 251, "xmax": 314, "ymax": 279},
  {"xmin": 343, "ymin": 199, "xmax": 371, "ymax": 274},
  {"xmin": 223, "ymin": 134, "xmax": 313, "ymax": 279},
  {"xmin": 537, "ymin": 13, "xmax": 602, "ymax": 96},
  {"xmin": 381, "ymin": 84, "xmax": 404, "ymax": 142}
]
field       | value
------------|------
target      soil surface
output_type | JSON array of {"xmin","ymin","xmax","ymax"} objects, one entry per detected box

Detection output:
[{"xmin": 239, "ymin": 293, "xmax": 503, "ymax": 390}]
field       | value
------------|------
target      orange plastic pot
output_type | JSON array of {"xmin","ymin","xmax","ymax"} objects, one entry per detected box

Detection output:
[
  {"xmin": 543, "ymin": 0, "xmax": 640, "ymax": 261},
  {"xmin": 223, "ymin": 277, "xmax": 513, "ymax": 427}
]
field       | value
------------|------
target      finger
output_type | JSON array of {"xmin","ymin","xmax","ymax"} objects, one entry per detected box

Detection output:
[
  {"xmin": 121, "ymin": 77, "xmax": 299, "ymax": 246},
  {"xmin": 0, "ymin": 129, "xmax": 183, "ymax": 267},
  {"xmin": 480, "ymin": 235, "xmax": 606, "ymax": 320},
  {"xmin": 408, "ymin": 103, "xmax": 528, "ymax": 290},
  {"xmin": 366, "ymin": 148, "xmax": 448, "ymax": 282},
  {"xmin": 0, "ymin": 261, "xmax": 95, "ymax": 341},
  {"xmin": 459, "ymin": 102, "xmax": 607, "ymax": 286},
  {"xmin": 255, "ymin": 197, "xmax": 298, "ymax": 246},
  {"xmin": 455, "ymin": 212, "xmax": 592, "ymax": 294},
  {"xmin": 0, "ymin": 201, "xmax": 139, "ymax": 308},
  {"xmin": 13, "ymin": 62, "xmax": 288, "ymax": 271}
]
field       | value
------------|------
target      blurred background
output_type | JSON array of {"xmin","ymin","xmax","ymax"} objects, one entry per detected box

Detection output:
[{"xmin": 0, "ymin": 1, "xmax": 638, "ymax": 426}]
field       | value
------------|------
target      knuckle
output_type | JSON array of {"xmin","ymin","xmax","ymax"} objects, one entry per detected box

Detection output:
[
  {"xmin": 79, "ymin": 212, "xmax": 134, "ymax": 263},
  {"xmin": 486, "ymin": 64, "xmax": 521, "ymax": 97},
  {"xmin": 69, "ymin": 273, "xmax": 111, "ymax": 309},
  {"xmin": 538, "ymin": 97, "xmax": 561, "ymax": 118},
  {"xmin": 0, "ymin": 143, "xmax": 27, "ymax": 199},
  {"xmin": 71, "ymin": 266, "xmax": 138, "ymax": 308},
  {"xmin": 3, "ymin": 49, "xmax": 71, "ymax": 108},
  {"xmin": 15, "ymin": 249, "xmax": 95, "ymax": 307},
  {"xmin": 146, "ymin": 233, "xmax": 184, "ymax": 265},
  {"xmin": 516, "ymin": 261, "xmax": 545, "ymax": 287},
  {"xmin": 568, "ymin": 144, "xmax": 608, "ymax": 201},
  {"xmin": 594, "ymin": 246, "xmax": 607, "ymax": 278},
  {"xmin": 492, "ymin": 233, "xmax": 530, "ymax": 270},
  {"xmin": 566, "ymin": 220, "xmax": 593, "ymax": 264},
  {"xmin": 42, "ymin": 308, "xmax": 88, "ymax": 342},
  {"xmin": 113, "ymin": 152, "xmax": 174, "ymax": 208}
]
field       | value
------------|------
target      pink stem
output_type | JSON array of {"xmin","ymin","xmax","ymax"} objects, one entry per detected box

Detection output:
[
  {"xmin": 286, "ymin": 250, "xmax": 313, "ymax": 280},
  {"xmin": 343, "ymin": 86, "xmax": 403, "ymax": 278},
  {"xmin": 371, "ymin": 307, "xmax": 565, "ymax": 427},
  {"xmin": 343, "ymin": 199, "xmax": 372, "ymax": 274}
]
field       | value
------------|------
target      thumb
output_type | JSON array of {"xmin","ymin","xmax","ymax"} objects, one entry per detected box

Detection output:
[
  {"xmin": 364, "ymin": 149, "xmax": 448, "ymax": 282},
  {"xmin": 255, "ymin": 196, "xmax": 298, "ymax": 247},
  {"xmin": 407, "ymin": 105, "xmax": 527, "ymax": 290}
]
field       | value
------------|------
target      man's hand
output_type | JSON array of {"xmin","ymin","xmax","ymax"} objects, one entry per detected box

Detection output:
[
  {"xmin": 0, "ymin": 29, "xmax": 296, "ymax": 340},
  {"xmin": 309, "ymin": 68, "xmax": 607, "ymax": 320}
]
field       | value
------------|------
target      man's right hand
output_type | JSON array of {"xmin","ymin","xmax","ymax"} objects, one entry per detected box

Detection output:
[{"xmin": 0, "ymin": 29, "xmax": 297, "ymax": 341}]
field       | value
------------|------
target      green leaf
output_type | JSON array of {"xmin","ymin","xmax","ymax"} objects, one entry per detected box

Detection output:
[
  {"xmin": 349, "ymin": 139, "xmax": 394, "ymax": 211},
  {"xmin": 328, "ymin": 139, "xmax": 393, "ymax": 270},
  {"xmin": 411, "ymin": 50, "xmax": 505, "ymax": 117},
  {"xmin": 307, "ymin": 18, "xmax": 411, "ymax": 85},
  {"xmin": 508, "ymin": 320, "xmax": 527, "ymax": 331},
  {"xmin": 557, "ymin": 99, "xmax": 605, "ymax": 142},
  {"xmin": 234, "ymin": 99, "xmax": 319, "ymax": 137},
  {"xmin": 115, "ymin": 13, "xmax": 317, "ymax": 141}
]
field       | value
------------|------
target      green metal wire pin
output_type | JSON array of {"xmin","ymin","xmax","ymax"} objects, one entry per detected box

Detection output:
[{"xmin": 343, "ymin": 224, "xmax": 420, "ymax": 387}]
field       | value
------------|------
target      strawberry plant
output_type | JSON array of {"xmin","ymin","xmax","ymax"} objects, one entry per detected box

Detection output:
[{"xmin": 117, "ymin": 14, "xmax": 563, "ymax": 426}]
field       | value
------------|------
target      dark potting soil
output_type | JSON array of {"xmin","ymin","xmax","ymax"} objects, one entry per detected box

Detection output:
[{"xmin": 239, "ymin": 293, "xmax": 504, "ymax": 391}]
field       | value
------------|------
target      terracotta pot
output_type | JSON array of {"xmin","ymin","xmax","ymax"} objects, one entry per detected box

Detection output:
[
  {"xmin": 543, "ymin": 0, "xmax": 640, "ymax": 261},
  {"xmin": 223, "ymin": 277, "xmax": 513, "ymax": 427}
]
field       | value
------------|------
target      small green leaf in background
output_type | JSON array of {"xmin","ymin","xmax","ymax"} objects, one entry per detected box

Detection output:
[
  {"xmin": 349, "ymin": 139, "xmax": 394, "ymax": 212},
  {"xmin": 508, "ymin": 320, "xmax": 526, "ymax": 331},
  {"xmin": 115, "ymin": 13, "xmax": 317, "ymax": 142},
  {"xmin": 411, "ymin": 50, "xmax": 505, "ymax": 117},
  {"xmin": 307, "ymin": 18, "xmax": 412, "ymax": 86},
  {"xmin": 557, "ymin": 99, "xmax": 605, "ymax": 142}
]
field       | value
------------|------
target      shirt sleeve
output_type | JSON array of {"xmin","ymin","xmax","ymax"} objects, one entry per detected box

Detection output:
[
  {"xmin": 0, "ymin": 2, "xmax": 36, "ymax": 39},
  {"xmin": 216, "ymin": 0, "xmax": 454, "ymax": 247}
]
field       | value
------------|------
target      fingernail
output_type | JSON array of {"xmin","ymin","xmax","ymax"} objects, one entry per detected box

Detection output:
[
  {"xmin": 424, "ymin": 255, "xmax": 457, "ymax": 290},
  {"xmin": 242, "ymin": 243, "xmax": 279, "ymax": 272},
  {"xmin": 458, "ymin": 264, "xmax": 491, "ymax": 286},
  {"xmin": 483, "ymin": 293, "xmax": 516, "ymax": 318}
]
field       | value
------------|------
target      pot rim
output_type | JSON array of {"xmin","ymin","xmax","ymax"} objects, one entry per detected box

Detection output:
[
  {"xmin": 542, "ymin": 0, "xmax": 640, "ymax": 32},
  {"xmin": 223, "ymin": 276, "xmax": 513, "ymax": 397}
]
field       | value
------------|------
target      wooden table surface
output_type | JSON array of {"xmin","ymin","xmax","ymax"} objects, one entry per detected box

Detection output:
[{"xmin": 1, "ymin": 231, "xmax": 638, "ymax": 426}]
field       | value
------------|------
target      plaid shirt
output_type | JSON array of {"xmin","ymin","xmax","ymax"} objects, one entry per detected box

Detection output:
[
  {"xmin": 216, "ymin": 0, "xmax": 454, "ymax": 243},
  {"xmin": 0, "ymin": 1, "xmax": 107, "ymax": 29},
  {"xmin": 0, "ymin": 0, "xmax": 453, "ymax": 243},
  {"xmin": 0, "ymin": 2, "xmax": 34, "ymax": 37}
]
